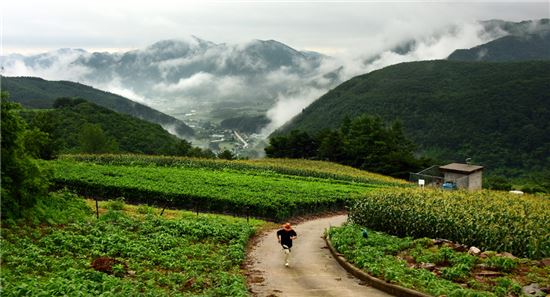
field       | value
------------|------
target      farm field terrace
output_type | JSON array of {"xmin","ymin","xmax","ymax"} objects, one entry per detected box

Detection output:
[
  {"xmin": 59, "ymin": 154, "xmax": 408, "ymax": 186},
  {"xmin": 49, "ymin": 156, "xmax": 387, "ymax": 221},
  {"xmin": 0, "ymin": 197, "xmax": 267, "ymax": 297}
]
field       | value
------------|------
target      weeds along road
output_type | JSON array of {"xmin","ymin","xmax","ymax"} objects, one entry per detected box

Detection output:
[{"xmin": 247, "ymin": 215, "xmax": 391, "ymax": 297}]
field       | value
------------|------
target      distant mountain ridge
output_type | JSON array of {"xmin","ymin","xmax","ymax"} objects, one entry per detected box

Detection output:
[
  {"xmin": 0, "ymin": 37, "xmax": 338, "ymax": 124},
  {"xmin": 448, "ymin": 19, "xmax": 550, "ymax": 61},
  {"xmin": 277, "ymin": 60, "xmax": 550, "ymax": 176},
  {"xmin": 0, "ymin": 76, "xmax": 194, "ymax": 137}
]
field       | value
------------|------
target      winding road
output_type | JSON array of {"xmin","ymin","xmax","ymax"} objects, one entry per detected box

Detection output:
[{"xmin": 247, "ymin": 215, "xmax": 391, "ymax": 297}]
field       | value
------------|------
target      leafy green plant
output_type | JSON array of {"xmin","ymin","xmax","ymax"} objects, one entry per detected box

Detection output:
[
  {"xmin": 485, "ymin": 256, "xmax": 518, "ymax": 272},
  {"xmin": 1, "ymin": 204, "xmax": 261, "ymax": 296},
  {"xmin": 105, "ymin": 197, "xmax": 125, "ymax": 211},
  {"xmin": 136, "ymin": 204, "xmax": 155, "ymax": 215}
]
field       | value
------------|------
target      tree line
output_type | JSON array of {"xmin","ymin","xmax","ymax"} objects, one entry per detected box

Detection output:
[{"xmin": 266, "ymin": 114, "xmax": 430, "ymax": 178}]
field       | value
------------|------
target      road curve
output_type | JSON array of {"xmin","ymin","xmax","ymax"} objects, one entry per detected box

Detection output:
[{"xmin": 247, "ymin": 215, "xmax": 392, "ymax": 297}]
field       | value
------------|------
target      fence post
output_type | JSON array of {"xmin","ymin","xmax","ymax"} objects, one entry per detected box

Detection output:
[{"xmin": 95, "ymin": 198, "xmax": 99, "ymax": 219}]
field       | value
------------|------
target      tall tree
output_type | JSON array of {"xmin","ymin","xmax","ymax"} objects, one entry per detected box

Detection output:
[
  {"xmin": 78, "ymin": 123, "xmax": 118, "ymax": 154},
  {"xmin": 1, "ymin": 92, "xmax": 50, "ymax": 218}
]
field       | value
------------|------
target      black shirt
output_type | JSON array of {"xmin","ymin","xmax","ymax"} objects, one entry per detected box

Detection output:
[{"xmin": 277, "ymin": 229, "xmax": 297, "ymax": 248}]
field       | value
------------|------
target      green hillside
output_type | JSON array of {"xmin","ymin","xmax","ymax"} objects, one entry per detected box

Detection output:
[
  {"xmin": 22, "ymin": 99, "xmax": 189, "ymax": 155},
  {"xmin": 277, "ymin": 60, "xmax": 550, "ymax": 177},
  {"xmin": 448, "ymin": 32, "xmax": 550, "ymax": 62},
  {"xmin": 0, "ymin": 76, "xmax": 194, "ymax": 137}
]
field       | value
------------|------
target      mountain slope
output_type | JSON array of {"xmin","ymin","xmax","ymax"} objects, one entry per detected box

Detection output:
[
  {"xmin": 1, "ymin": 76, "xmax": 194, "ymax": 137},
  {"xmin": 22, "ymin": 99, "xmax": 186, "ymax": 155},
  {"xmin": 448, "ymin": 32, "xmax": 550, "ymax": 62},
  {"xmin": 277, "ymin": 60, "xmax": 550, "ymax": 175},
  {"xmin": 448, "ymin": 19, "xmax": 550, "ymax": 62}
]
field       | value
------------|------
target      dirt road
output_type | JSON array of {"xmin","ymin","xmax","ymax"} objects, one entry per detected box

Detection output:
[{"xmin": 247, "ymin": 215, "xmax": 392, "ymax": 297}]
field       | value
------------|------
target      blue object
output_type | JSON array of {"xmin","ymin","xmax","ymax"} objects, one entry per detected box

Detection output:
[
  {"xmin": 442, "ymin": 182, "xmax": 457, "ymax": 190},
  {"xmin": 362, "ymin": 229, "xmax": 369, "ymax": 239}
]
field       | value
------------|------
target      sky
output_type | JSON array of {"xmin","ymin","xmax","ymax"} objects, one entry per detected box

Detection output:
[{"xmin": 2, "ymin": 0, "xmax": 549, "ymax": 56}]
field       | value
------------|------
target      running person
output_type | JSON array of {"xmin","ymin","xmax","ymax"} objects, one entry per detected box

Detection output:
[{"xmin": 276, "ymin": 223, "xmax": 297, "ymax": 267}]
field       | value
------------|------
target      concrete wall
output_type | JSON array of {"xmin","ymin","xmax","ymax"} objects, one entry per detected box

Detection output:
[
  {"xmin": 443, "ymin": 171, "xmax": 483, "ymax": 191},
  {"xmin": 467, "ymin": 171, "xmax": 483, "ymax": 191},
  {"xmin": 444, "ymin": 172, "xmax": 468, "ymax": 189}
]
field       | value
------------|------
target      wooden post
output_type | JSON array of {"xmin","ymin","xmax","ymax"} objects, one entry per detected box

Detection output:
[{"xmin": 95, "ymin": 198, "xmax": 99, "ymax": 219}]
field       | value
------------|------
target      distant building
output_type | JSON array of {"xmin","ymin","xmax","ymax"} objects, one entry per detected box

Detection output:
[
  {"xmin": 439, "ymin": 163, "xmax": 484, "ymax": 191},
  {"xmin": 410, "ymin": 162, "xmax": 484, "ymax": 191}
]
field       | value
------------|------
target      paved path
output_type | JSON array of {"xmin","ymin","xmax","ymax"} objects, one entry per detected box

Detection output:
[{"xmin": 247, "ymin": 215, "xmax": 392, "ymax": 297}]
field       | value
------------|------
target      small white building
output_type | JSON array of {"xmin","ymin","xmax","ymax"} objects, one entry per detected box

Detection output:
[{"xmin": 439, "ymin": 163, "xmax": 484, "ymax": 191}]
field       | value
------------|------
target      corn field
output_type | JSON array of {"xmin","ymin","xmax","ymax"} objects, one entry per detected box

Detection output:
[{"xmin": 349, "ymin": 188, "xmax": 550, "ymax": 259}]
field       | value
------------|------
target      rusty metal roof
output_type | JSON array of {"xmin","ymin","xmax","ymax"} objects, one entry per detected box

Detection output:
[{"xmin": 439, "ymin": 163, "xmax": 483, "ymax": 174}]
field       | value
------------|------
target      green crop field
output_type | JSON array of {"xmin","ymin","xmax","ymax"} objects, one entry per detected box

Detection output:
[
  {"xmin": 1, "ymin": 197, "xmax": 264, "ymax": 296},
  {"xmin": 50, "ymin": 155, "xmax": 387, "ymax": 221},
  {"xmin": 59, "ymin": 154, "xmax": 408, "ymax": 186},
  {"xmin": 349, "ymin": 188, "xmax": 550, "ymax": 259}
]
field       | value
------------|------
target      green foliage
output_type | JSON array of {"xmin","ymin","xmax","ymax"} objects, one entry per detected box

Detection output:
[
  {"xmin": 49, "ymin": 157, "xmax": 378, "ymax": 221},
  {"xmin": 105, "ymin": 197, "xmax": 126, "ymax": 211},
  {"xmin": 136, "ymin": 204, "xmax": 156, "ymax": 215},
  {"xmin": 484, "ymin": 256, "xmax": 518, "ymax": 272},
  {"xmin": 217, "ymin": 149, "xmax": 236, "ymax": 160},
  {"xmin": 267, "ymin": 115, "xmax": 427, "ymax": 178},
  {"xmin": 60, "ymin": 154, "xmax": 408, "ymax": 186},
  {"xmin": 15, "ymin": 190, "xmax": 92, "ymax": 226},
  {"xmin": 279, "ymin": 60, "xmax": 550, "ymax": 180},
  {"xmin": 265, "ymin": 129, "xmax": 318, "ymax": 159},
  {"xmin": 483, "ymin": 176, "xmax": 513, "ymax": 191},
  {"xmin": 349, "ymin": 188, "xmax": 550, "ymax": 258},
  {"xmin": 0, "ymin": 207, "xmax": 258, "ymax": 296},
  {"xmin": 1, "ymin": 93, "xmax": 50, "ymax": 219},
  {"xmin": 78, "ymin": 123, "xmax": 119, "ymax": 154},
  {"xmin": 329, "ymin": 224, "xmax": 543, "ymax": 297},
  {"xmin": 21, "ymin": 98, "xmax": 199, "ymax": 156},
  {"xmin": 329, "ymin": 224, "xmax": 486, "ymax": 296}
]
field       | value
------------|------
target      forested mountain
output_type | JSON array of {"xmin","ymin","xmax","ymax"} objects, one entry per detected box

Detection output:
[
  {"xmin": 20, "ymin": 98, "xmax": 196, "ymax": 156},
  {"xmin": 277, "ymin": 60, "xmax": 550, "ymax": 177},
  {"xmin": 448, "ymin": 19, "xmax": 550, "ymax": 62},
  {"xmin": 1, "ymin": 76, "xmax": 194, "ymax": 137}
]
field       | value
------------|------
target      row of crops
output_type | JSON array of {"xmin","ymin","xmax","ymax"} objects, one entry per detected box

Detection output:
[
  {"xmin": 1, "ymin": 198, "xmax": 260, "ymax": 296},
  {"xmin": 329, "ymin": 224, "xmax": 549, "ymax": 297},
  {"xmin": 50, "ymin": 159, "xmax": 376, "ymax": 221},
  {"xmin": 348, "ymin": 188, "xmax": 550, "ymax": 259},
  {"xmin": 59, "ymin": 154, "xmax": 408, "ymax": 186}
]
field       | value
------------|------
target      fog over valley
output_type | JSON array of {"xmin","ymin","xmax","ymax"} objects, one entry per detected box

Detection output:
[{"xmin": 1, "ymin": 20, "xmax": 527, "ymax": 135}]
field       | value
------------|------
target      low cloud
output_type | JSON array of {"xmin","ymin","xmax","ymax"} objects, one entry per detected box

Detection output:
[
  {"xmin": 260, "ymin": 88, "xmax": 327, "ymax": 136},
  {"xmin": 1, "ymin": 20, "xmax": 509, "ymax": 136}
]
